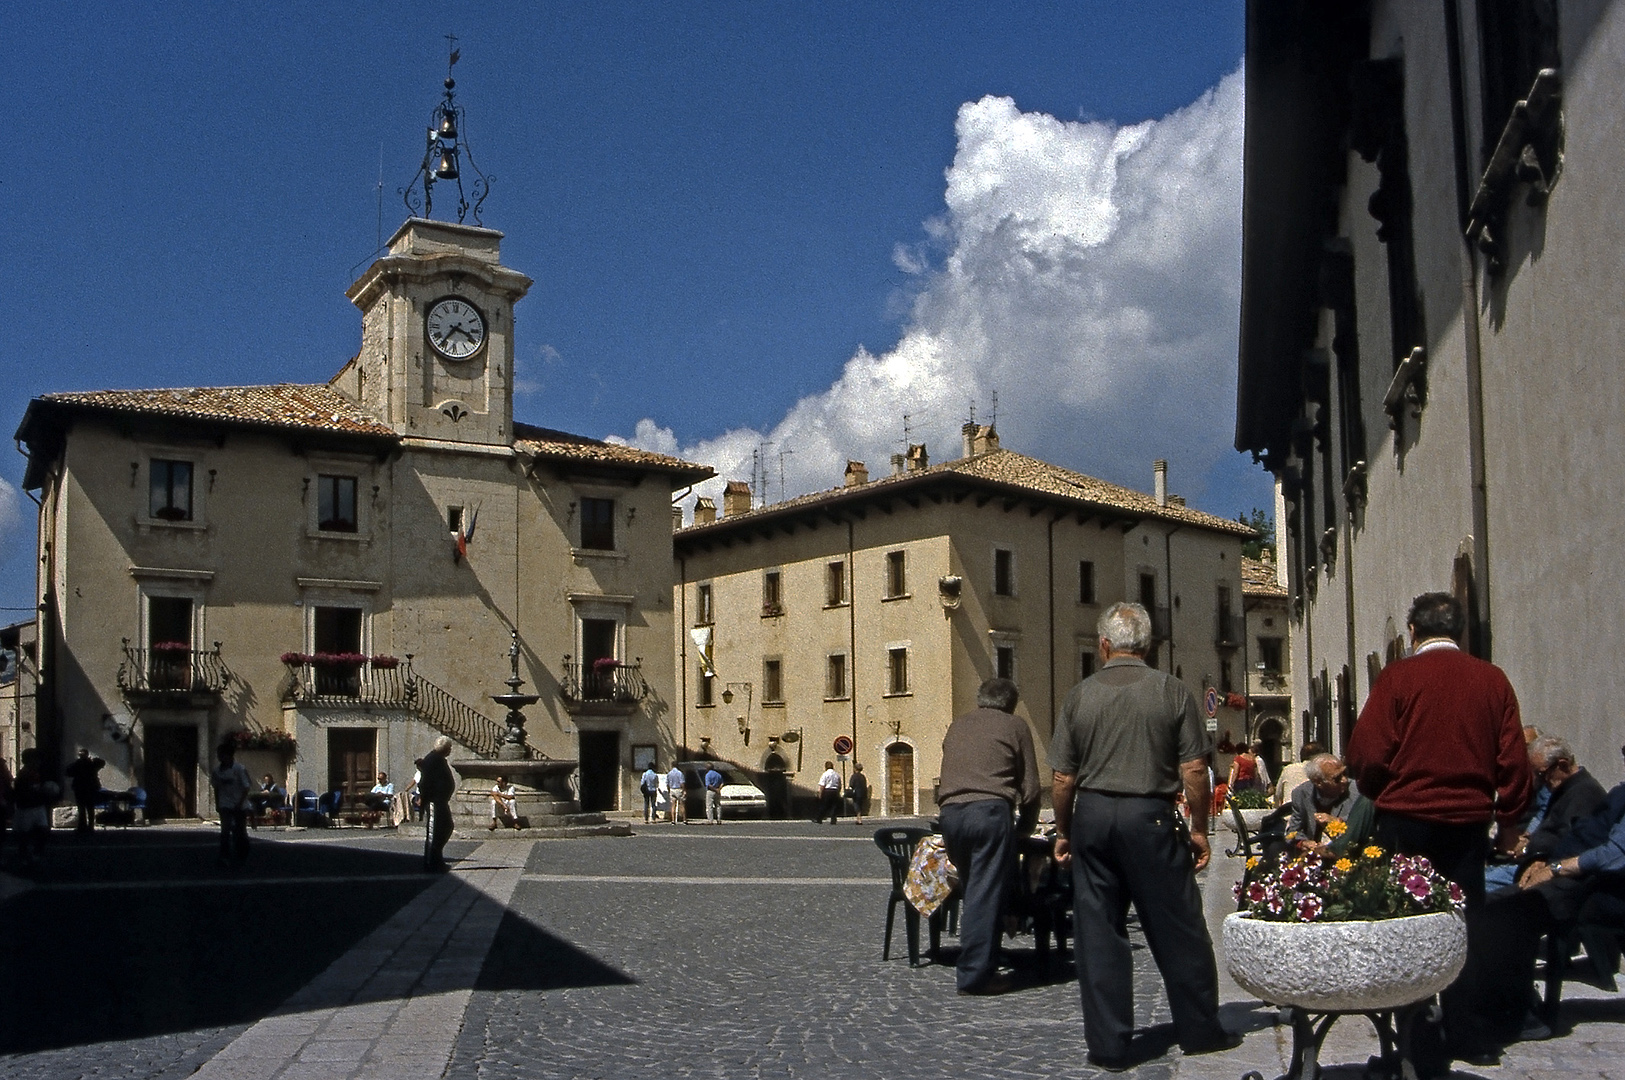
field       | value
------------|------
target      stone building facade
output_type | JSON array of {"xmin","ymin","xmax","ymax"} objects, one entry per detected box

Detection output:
[
  {"xmin": 673, "ymin": 430, "xmax": 1252, "ymax": 817},
  {"xmin": 1235, "ymin": 3, "xmax": 1625, "ymax": 768},
  {"xmin": 15, "ymin": 218, "xmax": 710, "ymax": 817},
  {"xmin": 1242, "ymin": 554, "xmax": 1292, "ymax": 780}
]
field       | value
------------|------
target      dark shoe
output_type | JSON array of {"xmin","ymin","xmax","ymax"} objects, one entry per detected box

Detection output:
[
  {"xmin": 1181, "ymin": 1031, "xmax": 1243, "ymax": 1055},
  {"xmin": 1517, "ymin": 1011, "xmax": 1553, "ymax": 1042},
  {"xmin": 1086, "ymin": 1053, "xmax": 1131, "ymax": 1073},
  {"xmin": 957, "ymin": 972, "xmax": 1015, "ymax": 996}
]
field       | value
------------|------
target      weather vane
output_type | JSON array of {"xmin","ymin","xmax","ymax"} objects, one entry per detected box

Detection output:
[{"xmin": 402, "ymin": 36, "xmax": 493, "ymax": 225}]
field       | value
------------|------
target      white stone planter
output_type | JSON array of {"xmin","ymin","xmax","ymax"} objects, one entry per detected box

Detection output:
[
  {"xmin": 1222, "ymin": 911, "xmax": 1467, "ymax": 1012},
  {"xmin": 1225, "ymin": 807, "xmax": 1270, "ymax": 832}
]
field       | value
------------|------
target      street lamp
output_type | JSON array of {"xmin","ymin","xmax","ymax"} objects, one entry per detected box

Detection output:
[{"xmin": 721, "ymin": 682, "xmax": 753, "ymax": 746}]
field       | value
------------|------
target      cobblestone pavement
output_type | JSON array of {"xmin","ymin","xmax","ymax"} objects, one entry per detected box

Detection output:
[{"xmin": 6, "ymin": 819, "xmax": 1625, "ymax": 1078}]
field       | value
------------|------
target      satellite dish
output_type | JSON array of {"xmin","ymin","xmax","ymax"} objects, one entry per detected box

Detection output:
[{"xmin": 780, "ymin": 730, "xmax": 800, "ymax": 743}]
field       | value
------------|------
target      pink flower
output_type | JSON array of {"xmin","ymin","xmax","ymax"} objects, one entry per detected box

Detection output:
[
  {"xmin": 1402, "ymin": 873, "xmax": 1431, "ymax": 901},
  {"xmin": 1281, "ymin": 865, "xmax": 1305, "ymax": 888},
  {"xmin": 1447, "ymin": 882, "xmax": 1465, "ymax": 905},
  {"xmin": 1248, "ymin": 882, "xmax": 1267, "ymax": 903},
  {"xmin": 1297, "ymin": 894, "xmax": 1323, "ymax": 921},
  {"xmin": 1233, "ymin": 881, "xmax": 1245, "ymax": 903},
  {"xmin": 1266, "ymin": 888, "xmax": 1286, "ymax": 915}
]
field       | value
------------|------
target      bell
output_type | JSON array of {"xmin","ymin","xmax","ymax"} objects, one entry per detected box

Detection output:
[
  {"xmin": 438, "ymin": 111, "xmax": 457, "ymax": 141},
  {"xmin": 435, "ymin": 150, "xmax": 459, "ymax": 180}
]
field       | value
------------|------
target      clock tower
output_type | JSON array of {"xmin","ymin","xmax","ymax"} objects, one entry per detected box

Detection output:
[{"xmin": 342, "ymin": 217, "xmax": 533, "ymax": 445}]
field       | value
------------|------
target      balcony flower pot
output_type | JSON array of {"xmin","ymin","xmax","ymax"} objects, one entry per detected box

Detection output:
[{"xmin": 1222, "ymin": 909, "xmax": 1466, "ymax": 1012}]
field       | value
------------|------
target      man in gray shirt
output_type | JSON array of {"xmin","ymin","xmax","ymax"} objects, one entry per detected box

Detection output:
[
  {"xmin": 1050, "ymin": 602, "xmax": 1236, "ymax": 1069},
  {"xmin": 938, "ymin": 677, "xmax": 1040, "ymax": 995}
]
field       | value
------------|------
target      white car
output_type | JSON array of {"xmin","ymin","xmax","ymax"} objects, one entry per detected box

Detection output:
[{"xmin": 676, "ymin": 761, "xmax": 768, "ymax": 819}]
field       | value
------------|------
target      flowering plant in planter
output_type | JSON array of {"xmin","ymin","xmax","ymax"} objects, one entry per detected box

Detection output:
[
  {"xmin": 370, "ymin": 655, "xmax": 400, "ymax": 669},
  {"xmin": 151, "ymin": 641, "xmax": 193, "ymax": 654},
  {"xmin": 280, "ymin": 652, "xmax": 312, "ymax": 665},
  {"xmin": 591, "ymin": 657, "xmax": 621, "ymax": 671},
  {"xmin": 311, "ymin": 652, "xmax": 369, "ymax": 667},
  {"xmin": 1234, "ymin": 845, "xmax": 1466, "ymax": 923},
  {"xmin": 228, "ymin": 729, "xmax": 298, "ymax": 754},
  {"xmin": 1229, "ymin": 787, "xmax": 1274, "ymax": 810}
]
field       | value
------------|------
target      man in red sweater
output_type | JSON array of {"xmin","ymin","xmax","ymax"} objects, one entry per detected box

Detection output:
[{"xmin": 1347, "ymin": 591, "xmax": 1530, "ymax": 1066}]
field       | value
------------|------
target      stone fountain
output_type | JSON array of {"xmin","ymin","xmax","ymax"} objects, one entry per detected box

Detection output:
[{"xmin": 447, "ymin": 632, "xmax": 629, "ymax": 836}]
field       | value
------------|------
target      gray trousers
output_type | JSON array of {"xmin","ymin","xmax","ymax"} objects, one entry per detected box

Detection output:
[
  {"xmin": 424, "ymin": 800, "xmax": 453, "ymax": 869},
  {"xmin": 1071, "ymin": 791, "xmax": 1223, "ymax": 1057},
  {"xmin": 940, "ymin": 798, "xmax": 1016, "ymax": 991}
]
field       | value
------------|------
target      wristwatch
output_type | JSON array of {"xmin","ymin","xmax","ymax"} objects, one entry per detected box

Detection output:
[{"xmin": 1548, "ymin": 860, "xmax": 1565, "ymax": 877}]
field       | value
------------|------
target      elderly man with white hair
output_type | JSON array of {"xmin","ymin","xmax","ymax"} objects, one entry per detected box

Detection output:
[
  {"xmin": 416, "ymin": 735, "xmax": 457, "ymax": 872},
  {"xmin": 1285, "ymin": 753, "xmax": 1368, "ymax": 854}
]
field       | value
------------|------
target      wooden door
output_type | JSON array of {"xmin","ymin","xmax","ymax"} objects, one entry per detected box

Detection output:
[
  {"xmin": 143, "ymin": 724, "xmax": 198, "ymax": 818},
  {"xmin": 886, "ymin": 744, "xmax": 914, "ymax": 816},
  {"xmin": 327, "ymin": 728, "xmax": 376, "ymax": 799}
]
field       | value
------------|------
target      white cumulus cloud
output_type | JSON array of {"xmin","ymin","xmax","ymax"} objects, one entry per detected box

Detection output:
[
  {"xmin": 0, "ymin": 479, "xmax": 22, "ymax": 538},
  {"xmin": 619, "ymin": 68, "xmax": 1245, "ymax": 518}
]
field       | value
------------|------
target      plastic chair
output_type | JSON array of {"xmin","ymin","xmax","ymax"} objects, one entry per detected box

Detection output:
[
  {"xmin": 874, "ymin": 826, "xmax": 935, "ymax": 965},
  {"xmin": 318, "ymin": 790, "xmax": 343, "ymax": 825},
  {"xmin": 295, "ymin": 789, "xmax": 320, "ymax": 825}
]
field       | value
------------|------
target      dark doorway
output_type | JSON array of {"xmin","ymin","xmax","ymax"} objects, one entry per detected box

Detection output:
[
  {"xmin": 1257, "ymin": 717, "xmax": 1285, "ymax": 784},
  {"xmin": 313, "ymin": 606, "xmax": 363, "ymax": 696},
  {"xmin": 761, "ymin": 753, "xmax": 791, "ymax": 818},
  {"xmin": 328, "ymin": 729, "xmax": 377, "ymax": 799},
  {"xmin": 143, "ymin": 724, "xmax": 198, "ymax": 818},
  {"xmin": 147, "ymin": 597, "xmax": 193, "ymax": 691},
  {"xmin": 578, "ymin": 730, "xmax": 619, "ymax": 812}
]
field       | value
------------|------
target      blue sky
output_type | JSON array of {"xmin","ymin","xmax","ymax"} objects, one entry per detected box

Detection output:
[{"xmin": 2, "ymin": 1, "xmax": 1262, "ymax": 613}]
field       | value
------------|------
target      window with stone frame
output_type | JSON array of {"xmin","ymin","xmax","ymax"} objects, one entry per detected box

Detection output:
[
  {"xmin": 317, "ymin": 474, "xmax": 358, "ymax": 532},
  {"xmin": 580, "ymin": 497, "xmax": 616, "ymax": 550},
  {"xmin": 826, "ymin": 653, "xmax": 848, "ymax": 699},
  {"xmin": 887, "ymin": 647, "xmax": 909, "ymax": 695},
  {"xmin": 149, "ymin": 459, "xmax": 193, "ymax": 521}
]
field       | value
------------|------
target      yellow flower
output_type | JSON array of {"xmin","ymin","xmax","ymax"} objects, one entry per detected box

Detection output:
[
  {"xmin": 1363, "ymin": 845, "xmax": 1384, "ymax": 860},
  {"xmin": 1246, "ymin": 856, "xmax": 1260, "ymax": 869},
  {"xmin": 1334, "ymin": 858, "xmax": 1354, "ymax": 873},
  {"xmin": 1324, "ymin": 819, "xmax": 1347, "ymax": 838}
]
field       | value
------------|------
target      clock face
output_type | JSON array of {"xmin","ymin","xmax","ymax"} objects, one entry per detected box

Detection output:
[{"xmin": 425, "ymin": 297, "xmax": 487, "ymax": 360}]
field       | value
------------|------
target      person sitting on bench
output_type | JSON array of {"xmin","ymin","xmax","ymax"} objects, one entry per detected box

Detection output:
[{"xmin": 490, "ymin": 777, "xmax": 520, "ymax": 830}]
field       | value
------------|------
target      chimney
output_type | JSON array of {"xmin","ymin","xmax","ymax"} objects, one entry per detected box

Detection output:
[
  {"xmin": 1167, "ymin": 495, "xmax": 1185, "ymax": 508},
  {"xmin": 692, "ymin": 497, "xmax": 717, "ymax": 526},
  {"xmin": 961, "ymin": 422, "xmax": 978, "ymax": 458},
  {"xmin": 844, "ymin": 460, "xmax": 869, "ymax": 487},
  {"xmin": 890, "ymin": 453, "xmax": 906, "ymax": 476},
  {"xmin": 962, "ymin": 422, "xmax": 1001, "ymax": 451},
  {"xmin": 906, "ymin": 443, "xmax": 929, "ymax": 472},
  {"xmin": 1153, "ymin": 459, "xmax": 1168, "ymax": 507},
  {"xmin": 672, "ymin": 505, "xmax": 684, "ymax": 531},
  {"xmin": 722, "ymin": 481, "xmax": 752, "ymax": 517}
]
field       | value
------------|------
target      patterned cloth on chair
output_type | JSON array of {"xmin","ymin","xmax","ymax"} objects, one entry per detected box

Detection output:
[{"xmin": 904, "ymin": 834, "xmax": 960, "ymax": 917}]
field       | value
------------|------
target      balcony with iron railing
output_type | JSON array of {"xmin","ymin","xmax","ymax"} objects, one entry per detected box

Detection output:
[
  {"xmin": 280, "ymin": 653, "xmax": 512, "ymax": 758},
  {"xmin": 118, "ymin": 639, "xmax": 232, "ymax": 707},
  {"xmin": 1248, "ymin": 666, "xmax": 1291, "ymax": 698},
  {"xmin": 559, "ymin": 657, "xmax": 648, "ymax": 715}
]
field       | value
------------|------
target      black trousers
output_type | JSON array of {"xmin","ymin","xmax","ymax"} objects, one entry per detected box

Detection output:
[
  {"xmin": 75, "ymin": 797, "xmax": 96, "ymax": 832},
  {"xmin": 218, "ymin": 808, "xmax": 249, "ymax": 864},
  {"xmin": 1374, "ymin": 812, "xmax": 1493, "ymax": 1051},
  {"xmin": 1071, "ymin": 791, "xmax": 1224, "ymax": 1058},
  {"xmin": 424, "ymin": 800, "xmax": 453, "ymax": 870},
  {"xmin": 814, "ymin": 788, "xmax": 841, "ymax": 823},
  {"xmin": 940, "ymin": 798, "xmax": 1017, "ymax": 991}
]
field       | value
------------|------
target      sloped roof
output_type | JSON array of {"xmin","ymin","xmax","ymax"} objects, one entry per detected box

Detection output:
[
  {"xmin": 28, "ymin": 384, "xmax": 396, "ymax": 437},
  {"xmin": 1242, "ymin": 555, "xmax": 1288, "ymax": 596},
  {"xmin": 513, "ymin": 423, "xmax": 713, "ymax": 482},
  {"xmin": 679, "ymin": 448, "xmax": 1256, "ymax": 539}
]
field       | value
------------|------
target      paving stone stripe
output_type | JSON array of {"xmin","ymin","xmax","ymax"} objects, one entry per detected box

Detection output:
[
  {"xmin": 188, "ymin": 840, "xmax": 527, "ymax": 1080},
  {"xmin": 16, "ymin": 872, "xmax": 432, "ymax": 892},
  {"xmin": 519, "ymin": 873, "xmax": 890, "ymax": 885}
]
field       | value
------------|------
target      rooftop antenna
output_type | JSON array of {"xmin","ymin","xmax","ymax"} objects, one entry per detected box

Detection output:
[
  {"xmin": 989, "ymin": 389, "xmax": 999, "ymax": 432},
  {"xmin": 777, "ymin": 444, "xmax": 794, "ymax": 502},
  {"xmin": 902, "ymin": 413, "xmax": 913, "ymax": 451},
  {"xmin": 375, "ymin": 143, "xmax": 385, "ymax": 254},
  {"xmin": 401, "ymin": 36, "xmax": 493, "ymax": 225}
]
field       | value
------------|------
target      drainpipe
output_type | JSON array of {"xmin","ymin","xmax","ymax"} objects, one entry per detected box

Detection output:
[
  {"xmin": 1445, "ymin": 0, "xmax": 1493, "ymax": 659},
  {"xmin": 678, "ymin": 556, "xmax": 688, "ymax": 756},
  {"xmin": 847, "ymin": 519, "xmax": 858, "ymax": 765},
  {"xmin": 1163, "ymin": 523, "xmax": 1186, "ymax": 675},
  {"xmin": 1047, "ymin": 511, "xmax": 1058, "ymax": 744}
]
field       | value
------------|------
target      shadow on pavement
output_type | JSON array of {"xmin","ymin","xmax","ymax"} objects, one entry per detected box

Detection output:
[
  {"xmin": 476, "ymin": 908, "xmax": 637, "ymax": 992},
  {"xmin": 0, "ymin": 831, "xmax": 627, "ymax": 1054}
]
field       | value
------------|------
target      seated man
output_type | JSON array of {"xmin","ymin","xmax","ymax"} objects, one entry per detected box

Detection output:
[
  {"xmin": 251, "ymin": 774, "xmax": 288, "ymax": 814},
  {"xmin": 1286, "ymin": 754, "xmax": 1373, "ymax": 856},
  {"xmin": 362, "ymin": 772, "xmax": 394, "ymax": 811},
  {"xmin": 1488, "ymin": 735, "xmax": 1605, "ymax": 892},
  {"xmin": 490, "ymin": 776, "xmax": 520, "ymax": 830}
]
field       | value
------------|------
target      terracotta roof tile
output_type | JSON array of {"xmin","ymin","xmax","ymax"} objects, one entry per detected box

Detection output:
[
  {"xmin": 1242, "ymin": 556, "xmax": 1288, "ymax": 596},
  {"xmin": 40, "ymin": 384, "xmax": 396, "ymax": 437},
  {"xmin": 680, "ymin": 448, "xmax": 1257, "ymax": 538},
  {"xmin": 514, "ymin": 423, "xmax": 713, "ymax": 480}
]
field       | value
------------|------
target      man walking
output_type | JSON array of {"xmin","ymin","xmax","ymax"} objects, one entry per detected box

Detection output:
[
  {"xmin": 938, "ymin": 677, "xmax": 1039, "ymax": 995},
  {"xmin": 1347, "ymin": 591, "xmax": 1530, "ymax": 1064},
  {"xmin": 640, "ymin": 761, "xmax": 661, "ymax": 823},
  {"xmin": 209, "ymin": 741, "xmax": 252, "ymax": 868},
  {"xmin": 666, "ymin": 763, "xmax": 687, "ymax": 824},
  {"xmin": 416, "ymin": 736, "xmax": 457, "ymax": 872},
  {"xmin": 1050, "ymin": 602, "xmax": 1236, "ymax": 1069},
  {"xmin": 64, "ymin": 748, "xmax": 106, "ymax": 833},
  {"xmin": 813, "ymin": 761, "xmax": 842, "ymax": 824},
  {"xmin": 704, "ymin": 764, "xmax": 725, "ymax": 824}
]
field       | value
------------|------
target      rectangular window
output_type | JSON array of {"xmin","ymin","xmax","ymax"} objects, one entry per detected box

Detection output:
[
  {"xmin": 885, "ymin": 550, "xmax": 907, "ymax": 597},
  {"xmin": 1258, "ymin": 636, "xmax": 1285, "ymax": 673},
  {"xmin": 695, "ymin": 583, "xmax": 714, "ymax": 625},
  {"xmin": 149, "ymin": 459, "xmax": 193, "ymax": 521},
  {"xmin": 994, "ymin": 548, "xmax": 1014, "ymax": 596},
  {"xmin": 763, "ymin": 569, "xmax": 783, "ymax": 615},
  {"xmin": 763, "ymin": 658, "xmax": 783, "ymax": 703},
  {"xmin": 1139, "ymin": 572, "xmax": 1157, "ymax": 610},
  {"xmin": 317, "ymin": 474, "xmax": 358, "ymax": 532},
  {"xmin": 447, "ymin": 505, "xmax": 463, "ymax": 533},
  {"xmin": 580, "ymin": 497, "xmax": 615, "ymax": 550},
  {"xmin": 826, "ymin": 653, "xmax": 848, "ymax": 699},
  {"xmin": 147, "ymin": 596, "xmax": 194, "ymax": 692},
  {"xmin": 826, "ymin": 561, "xmax": 847, "ymax": 606},
  {"xmin": 995, "ymin": 644, "xmax": 1015, "ymax": 681},
  {"xmin": 1078, "ymin": 560, "xmax": 1096, "ymax": 604},
  {"xmin": 887, "ymin": 647, "xmax": 909, "ymax": 695},
  {"xmin": 1219, "ymin": 658, "xmax": 1234, "ymax": 695},
  {"xmin": 1080, "ymin": 650, "xmax": 1096, "ymax": 680},
  {"xmin": 697, "ymin": 669, "xmax": 714, "ymax": 707}
]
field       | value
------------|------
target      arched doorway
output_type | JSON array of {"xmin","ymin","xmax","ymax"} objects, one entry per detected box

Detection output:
[
  {"xmin": 1256, "ymin": 716, "xmax": 1286, "ymax": 786},
  {"xmin": 760, "ymin": 751, "xmax": 791, "ymax": 819},
  {"xmin": 885, "ymin": 743, "xmax": 914, "ymax": 817}
]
